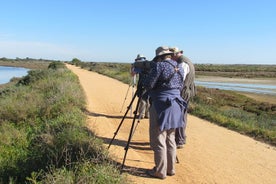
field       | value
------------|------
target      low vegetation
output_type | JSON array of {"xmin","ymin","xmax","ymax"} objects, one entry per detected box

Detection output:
[
  {"xmin": 191, "ymin": 86, "xmax": 276, "ymax": 145},
  {"xmin": 71, "ymin": 61, "xmax": 276, "ymax": 146},
  {"xmin": 0, "ymin": 62, "xmax": 127, "ymax": 184},
  {"xmin": 195, "ymin": 64, "xmax": 276, "ymax": 78},
  {"xmin": 0, "ymin": 57, "xmax": 52, "ymax": 69},
  {"xmin": 78, "ymin": 61, "xmax": 131, "ymax": 84}
]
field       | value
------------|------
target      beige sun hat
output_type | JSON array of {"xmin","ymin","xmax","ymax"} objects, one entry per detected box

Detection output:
[
  {"xmin": 153, "ymin": 46, "xmax": 173, "ymax": 61},
  {"xmin": 169, "ymin": 47, "xmax": 183, "ymax": 54},
  {"xmin": 155, "ymin": 46, "xmax": 173, "ymax": 56}
]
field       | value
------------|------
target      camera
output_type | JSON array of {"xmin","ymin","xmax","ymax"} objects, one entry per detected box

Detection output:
[
  {"xmin": 131, "ymin": 58, "xmax": 154, "ymax": 97},
  {"xmin": 132, "ymin": 54, "xmax": 156, "ymax": 74},
  {"xmin": 132, "ymin": 60, "xmax": 155, "ymax": 74}
]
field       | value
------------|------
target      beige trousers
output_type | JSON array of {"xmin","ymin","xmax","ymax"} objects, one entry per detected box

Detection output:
[
  {"xmin": 138, "ymin": 98, "xmax": 150, "ymax": 118},
  {"xmin": 149, "ymin": 106, "xmax": 176, "ymax": 178}
]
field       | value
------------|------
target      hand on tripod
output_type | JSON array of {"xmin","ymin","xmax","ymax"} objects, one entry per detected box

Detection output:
[{"xmin": 136, "ymin": 85, "xmax": 147, "ymax": 98}]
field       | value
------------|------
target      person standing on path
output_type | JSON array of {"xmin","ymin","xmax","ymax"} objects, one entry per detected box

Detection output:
[
  {"xmin": 170, "ymin": 47, "xmax": 196, "ymax": 149},
  {"xmin": 144, "ymin": 46, "xmax": 187, "ymax": 179},
  {"xmin": 131, "ymin": 54, "xmax": 150, "ymax": 119}
]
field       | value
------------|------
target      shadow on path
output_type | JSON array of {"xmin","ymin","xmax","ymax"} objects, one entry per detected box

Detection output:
[
  {"xmin": 84, "ymin": 109, "xmax": 154, "ymax": 179},
  {"xmin": 97, "ymin": 135, "xmax": 151, "ymax": 151},
  {"xmin": 84, "ymin": 109, "xmax": 134, "ymax": 119}
]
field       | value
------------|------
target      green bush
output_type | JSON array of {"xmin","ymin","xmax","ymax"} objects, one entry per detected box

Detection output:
[
  {"xmin": 0, "ymin": 65, "xmax": 127, "ymax": 183},
  {"xmin": 30, "ymin": 161, "xmax": 126, "ymax": 184},
  {"xmin": 48, "ymin": 61, "xmax": 66, "ymax": 70},
  {"xmin": 191, "ymin": 87, "xmax": 276, "ymax": 145},
  {"xmin": 0, "ymin": 122, "xmax": 29, "ymax": 181}
]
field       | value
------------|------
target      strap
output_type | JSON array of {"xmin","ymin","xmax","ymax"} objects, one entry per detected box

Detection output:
[{"xmin": 163, "ymin": 61, "xmax": 184, "ymax": 83}]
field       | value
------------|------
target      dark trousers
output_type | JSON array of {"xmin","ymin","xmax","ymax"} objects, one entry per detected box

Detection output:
[{"xmin": 175, "ymin": 102, "xmax": 188, "ymax": 145}]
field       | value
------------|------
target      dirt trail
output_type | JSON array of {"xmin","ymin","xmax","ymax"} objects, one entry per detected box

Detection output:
[{"xmin": 66, "ymin": 64, "xmax": 276, "ymax": 184}]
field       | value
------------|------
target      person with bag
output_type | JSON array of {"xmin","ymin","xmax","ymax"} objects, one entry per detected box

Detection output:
[
  {"xmin": 144, "ymin": 46, "xmax": 187, "ymax": 179},
  {"xmin": 131, "ymin": 54, "xmax": 150, "ymax": 119}
]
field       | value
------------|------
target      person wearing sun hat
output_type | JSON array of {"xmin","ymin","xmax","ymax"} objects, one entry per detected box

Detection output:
[
  {"xmin": 170, "ymin": 47, "xmax": 196, "ymax": 149},
  {"xmin": 131, "ymin": 54, "xmax": 150, "ymax": 119},
  {"xmin": 143, "ymin": 46, "xmax": 187, "ymax": 179}
]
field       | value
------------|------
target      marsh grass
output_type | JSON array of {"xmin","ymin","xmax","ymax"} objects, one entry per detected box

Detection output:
[
  {"xmin": 0, "ymin": 62, "xmax": 127, "ymax": 184},
  {"xmin": 80, "ymin": 62, "xmax": 131, "ymax": 84},
  {"xmin": 191, "ymin": 87, "xmax": 276, "ymax": 145},
  {"xmin": 195, "ymin": 64, "xmax": 276, "ymax": 78}
]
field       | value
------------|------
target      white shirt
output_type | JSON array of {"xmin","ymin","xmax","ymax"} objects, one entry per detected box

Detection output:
[{"xmin": 180, "ymin": 62, "xmax": 190, "ymax": 81}]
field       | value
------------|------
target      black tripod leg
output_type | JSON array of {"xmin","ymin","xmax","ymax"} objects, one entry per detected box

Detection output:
[
  {"xmin": 130, "ymin": 98, "xmax": 145, "ymax": 139},
  {"xmin": 108, "ymin": 90, "xmax": 138, "ymax": 149},
  {"xmin": 121, "ymin": 96, "xmax": 142, "ymax": 170},
  {"xmin": 176, "ymin": 155, "xmax": 180, "ymax": 163},
  {"xmin": 120, "ymin": 84, "xmax": 131, "ymax": 113}
]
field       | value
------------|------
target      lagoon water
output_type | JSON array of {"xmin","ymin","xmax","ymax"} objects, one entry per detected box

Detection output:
[
  {"xmin": 195, "ymin": 81, "xmax": 276, "ymax": 95},
  {"xmin": 0, "ymin": 66, "xmax": 29, "ymax": 84}
]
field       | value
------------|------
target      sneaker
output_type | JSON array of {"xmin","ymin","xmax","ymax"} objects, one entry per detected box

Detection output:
[
  {"xmin": 146, "ymin": 169, "xmax": 166, "ymax": 179},
  {"xmin": 177, "ymin": 144, "xmax": 184, "ymax": 149},
  {"xmin": 135, "ymin": 114, "xmax": 144, "ymax": 119},
  {"xmin": 167, "ymin": 172, "xmax": 175, "ymax": 176}
]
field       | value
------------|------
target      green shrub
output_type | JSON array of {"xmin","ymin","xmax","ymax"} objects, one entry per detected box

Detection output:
[
  {"xmin": 30, "ymin": 161, "xmax": 126, "ymax": 184},
  {"xmin": 48, "ymin": 61, "xmax": 65, "ymax": 70},
  {"xmin": 17, "ymin": 69, "xmax": 49, "ymax": 86},
  {"xmin": 0, "ymin": 122, "xmax": 30, "ymax": 182},
  {"xmin": 0, "ymin": 66, "xmax": 127, "ymax": 183},
  {"xmin": 191, "ymin": 87, "xmax": 276, "ymax": 145}
]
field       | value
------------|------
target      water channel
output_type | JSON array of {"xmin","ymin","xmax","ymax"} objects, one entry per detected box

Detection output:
[
  {"xmin": 195, "ymin": 81, "xmax": 276, "ymax": 95},
  {"xmin": 0, "ymin": 66, "xmax": 29, "ymax": 84}
]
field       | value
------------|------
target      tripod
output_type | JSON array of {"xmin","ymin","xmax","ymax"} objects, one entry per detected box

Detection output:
[
  {"xmin": 120, "ymin": 75, "xmax": 137, "ymax": 115},
  {"xmin": 108, "ymin": 88, "xmax": 144, "ymax": 170},
  {"xmin": 109, "ymin": 89, "xmax": 180, "ymax": 171}
]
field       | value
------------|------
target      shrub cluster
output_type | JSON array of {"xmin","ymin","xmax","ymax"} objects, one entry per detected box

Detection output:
[
  {"xmin": 76, "ymin": 62, "xmax": 131, "ymax": 84},
  {"xmin": 0, "ymin": 62, "xmax": 127, "ymax": 184},
  {"xmin": 190, "ymin": 86, "xmax": 276, "ymax": 145}
]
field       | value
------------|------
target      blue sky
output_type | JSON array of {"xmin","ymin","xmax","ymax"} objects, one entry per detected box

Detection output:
[{"xmin": 0, "ymin": 0, "xmax": 275, "ymax": 64}]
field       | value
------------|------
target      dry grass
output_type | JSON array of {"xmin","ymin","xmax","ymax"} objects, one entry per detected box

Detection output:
[{"xmin": 237, "ymin": 92, "xmax": 276, "ymax": 104}]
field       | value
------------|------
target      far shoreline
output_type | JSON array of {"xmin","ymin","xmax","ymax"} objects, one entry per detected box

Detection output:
[
  {"xmin": 196, "ymin": 75, "xmax": 276, "ymax": 85},
  {"xmin": 196, "ymin": 75, "xmax": 276, "ymax": 104},
  {"xmin": 1, "ymin": 62, "xmax": 275, "ymax": 105}
]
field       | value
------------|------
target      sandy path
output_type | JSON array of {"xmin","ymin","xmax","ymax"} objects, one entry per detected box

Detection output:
[{"xmin": 66, "ymin": 64, "xmax": 276, "ymax": 184}]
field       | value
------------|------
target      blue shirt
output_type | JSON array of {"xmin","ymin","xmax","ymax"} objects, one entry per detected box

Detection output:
[
  {"xmin": 144, "ymin": 59, "xmax": 187, "ymax": 131},
  {"xmin": 144, "ymin": 59, "xmax": 184, "ymax": 91}
]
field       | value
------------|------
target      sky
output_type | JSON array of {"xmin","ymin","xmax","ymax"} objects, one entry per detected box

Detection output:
[{"xmin": 0, "ymin": 0, "xmax": 275, "ymax": 64}]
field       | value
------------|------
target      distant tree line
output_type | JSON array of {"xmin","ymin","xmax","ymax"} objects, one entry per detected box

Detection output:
[
  {"xmin": 195, "ymin": 64, "xmax": 276, "ymax": 72},
  {"xmin": 195, "ymin": 64, "xmax": 276, "ymax": 78},
  {"xmin": 1, "ymin": 57, "xmax": 275, "ymax": 78},
  {"xmin": 0, "ymin": 57, "xmax": 61, "ymax": 63}
]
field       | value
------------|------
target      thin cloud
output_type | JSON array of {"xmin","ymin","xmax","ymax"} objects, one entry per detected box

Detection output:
[
  {"xmin": 0, "ymin": 33, "xmax": 14, "ymax": 40},
  {"xmin": 0, "ymin": 40, "xmax": 80, "ymax": 61}
]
